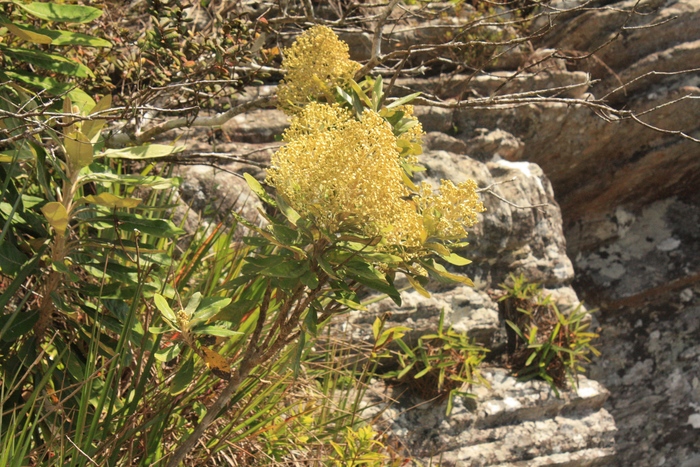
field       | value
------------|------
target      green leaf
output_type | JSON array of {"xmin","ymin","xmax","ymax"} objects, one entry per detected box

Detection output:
[
  {"xmin": 2, "ymin": 70, "xmax": 95, "ymax": 107},
  {"xmin": 170, "ymin": 354, "xmax": 194, "ymax": 395},
  {"xmin": 82, "ymin": 94, "xmax": 112, "ymax": 140},
  {"xmin": 333, "ymin": 297, "xmax": 366, "ymax": 311},
  {"xmin": 41, "ymin": 201, "xmax": 68, "ymax": 236},
  {"xmin": 108, "ymin": 212, "xmax": 185, "ymax": 238},
  {"xmin": 0, "ymin": 240, "xmax": 28, "ymax": 276},
  {"xmin": 4, "ymin": 22, "xmax": 52, "ymax": 44},
  {"xmin": 243, "ymin": 173, "xmax": 275, "ymax": 206},
  {"xmin": 100, "ymin": 144, "xmax": 184, "ymax": 159},
  {"xmin": 0, "ymin": 46, "xmax": 92, "ymax": 77},
  {"xmin": 439, "ymin": 252, "xmax": 472, "ymax": 266},
  {"xmin": 303, "ymin": 305, "xmax": 318, "ymax": 336},
  {"xmin": 15, "ymin": 2, "xmax": 103, "ymax": 23},
  {"xmin": 79, "ymin": 193, "xmax": 141, "ymax": 209},
  {"xmin": 372, "ymin": 317, "xmax": 382, "ymax": 341},
  {"xmin": 396, "ymin": 362, "xmax": 416, "ymax": 380},
  {"xmin": 395, "ymin": 338, "xmax": 415, "ymax": 358},
  {"xmin": 190, "ymin": 325, "xmax": 242, "ymax": 337},
  {"xmin": 0, "ymin": 145, "xmax": 35, "ymax": 163},
  {"xmin": 154, "ymin": 294, "xmax": 178, "ymax": 325},
  {"xmin": 423, "ymin": 260, "xmax": 474, "ymax": 286},
  {"xmin": 190, "ymin": 296, "xmax": 232, "ymax": 326},
  {"xmin": 64, "ymin": 131, "xmax": 93, "ymax": 169},
  {"xmin": 317, "ymin": 255, "xmax": 338, "ymax": 279},
  {"xmin": 405, "ymin": 274, "xmax": 430, "ymax": 298},
  {"xmin": 154, "ymin": 343, "xmax": 182, "ymax": 362},
  {"xmin": 300, "ymin": 270, "xmax": 319, "ymax": 289},
  {"xmin": 79, "ymin": 173, "xmax": 179, "ymax": 190},
  {"xmin": 349, "ymin": 79, "xmax": 371, "ymax": 107},
  {"xmin": 371, "ymin": 75, "xmax": 383, "ymax": 111},
  {"xmin": 291, "ymin": 330, "xmax": 305, "ymax": 378},
  {"xmin": 385, "ymin": 92, "xmax": 421, "ymax": 109},
  {"xmin": 5, "ymin": 22, "xmax": 110, "ymax": 46},
  {"xmin": 183, "ymin": 292, "xmax": 202, "ymax": 318},
  {"xmin": 271, "ymin": 224, "xmax": 299, "ymax": 245},
  {"xmin": 343, "ymin": 262, "xmax": 401, "ymax": 306},
  {"xmin": 276, "ymin": 194, "xmax": 300, "ymax": 226},
  {"xmin": 0, "ymin": 309, "xmax": 38, "ymax": 342},
  {"xmin": 51, "ymin": 259, "xmax": 80, "ymax": 282}
]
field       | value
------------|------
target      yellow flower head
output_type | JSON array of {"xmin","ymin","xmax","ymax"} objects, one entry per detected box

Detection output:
[
  {"xmin": 277, "ymin": 26, "xmax": 361, "ymax": 114},
  {"xmin": 267, "ymin": 103, "xmax": 425, "ymax": 247},
  {"xmin": 418, "ymin": 180, "xmax": 485, "ymax": 240},
  {"xmin": 266, "ymin": 103, "xmax": 484, "ymax": 252}
]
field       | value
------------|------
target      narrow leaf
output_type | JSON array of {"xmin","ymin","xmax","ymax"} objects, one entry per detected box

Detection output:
[
  {"xmin": 5, "ymin": 22, "xmax": 52, "ymax": 44},
  {"xmin": 15, "ymin": 2, "xmax": 103, "ymax": 23},
  {"xmin": 154, "ymin": 294, "xmax": 178, "ymax": 325},
  {"xmin": 100, "ymin": 144, "xmax": 183, "ymax": 159},
  {"xmin": 170, "ymin": 354, "xmax": 194, "ymax": 395},
  {"xmin": 80, "ymin": 193, "xmax": 141, "ymax": 209}
]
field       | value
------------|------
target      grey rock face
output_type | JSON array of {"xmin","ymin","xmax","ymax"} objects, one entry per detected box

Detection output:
[{"xmin": 361, "ymin": 370, "xmax": 614, "ymax": 467}]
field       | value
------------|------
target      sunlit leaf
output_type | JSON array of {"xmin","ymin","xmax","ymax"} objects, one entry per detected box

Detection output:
[
  {"xmin": 11, "ymin": 22, "xmax": 110, "ymax": 46},
  {"xmin": 80, "ymin": 193, "xmax": 141, "ymax": 209},
  {"xmin": 41, "ymin": 201, "xmax": 68, "ymax": 237},
  {"xmin": 372, "ymin": 317, "xmax": 382, "ymax": 341},
  {"xmin": 154, "ymin": 293, "xmax": 178, "ymax": 325},
  {"xmin": 5, "ymin": 22, "xmax": 52, "ymax": 44},
  {"xmin": 190, "ymin": 297, "xmax": 232, "ymax": 326},
  {"xmin": 15, "ymin": 2, "xmax": 103, "ymax": 23},
  {"xmin": 3, "ymin": 70, "xmax": 95, "ymax": 107},
  {"xmin": 439, "ymin": 252, "xmax": 472, "ymax": 266},
  {"xmin": 0, "ymin": 146, "xmax": 35, "ymax": 163},
  {"xmin": 64, "ymin": 131, "xmax": 93, "ymax": 169},
  {"xmin": 244, "ymin": 173, "xmax": 275, "ymax": 206},
  {"xmin": 405, "ymin": 274, "xmax": 430, "ymax": 298},
  {"xmin": 200, "ymin": 347, "xmax": 231, "ymax": 380},
  {"xmin": 100, "ymin": 144, "xmax": 184, "ymax": 159}
]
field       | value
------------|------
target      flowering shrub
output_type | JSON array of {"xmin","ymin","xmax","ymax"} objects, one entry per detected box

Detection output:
[
  {"xmin": 277, "ymin": 25, "xmax": 361, "ymax": 113},
  {"xmin": 162, "ymin": 26, "xmax": 488, "ymax": 465},
  {"xmin": 267, "ymin": 103, "xmax": 424, "ymax": 248}
]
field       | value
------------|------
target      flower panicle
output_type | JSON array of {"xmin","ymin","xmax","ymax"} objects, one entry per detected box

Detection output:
[{"xmin": 277, "ymin": 25, "xmax": 361, "ymax": 114}]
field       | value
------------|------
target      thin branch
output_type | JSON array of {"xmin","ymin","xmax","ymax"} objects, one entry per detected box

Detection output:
[
  {"xmin": 106, "ymin": 95, "xmax": 276, "ymax": 147},
  {"xmin": 355, "ymin": 0, "xmax": 400, "ymax": 79}
]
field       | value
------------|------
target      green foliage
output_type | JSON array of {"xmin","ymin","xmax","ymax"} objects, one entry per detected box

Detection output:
[
  {"xmin": 0, "ymin": 1, "xmax": 111, "ymax": 108},
  {"xmin": 384, "ymin": 311, "xmax": 488, "ymax": 415},
  {"xmin": 499, "ymin": 274, "xmax": 601, "ymax": 395}
]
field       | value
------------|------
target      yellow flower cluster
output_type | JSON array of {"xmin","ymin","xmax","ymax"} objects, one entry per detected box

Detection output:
[
  {"xmin": 418, "ymin": 180, "xmax": 484, "ymax": 240},
  {"xmin": 277, "ymin": 25, "xmax": 361, "ymax": 114},
  {"xmin": 267, "ymin": 103, "xmax": 423, "ymax": 247},
  {"xmin": 266, "ymin": 103, "xmax": 484, "ymax": 250}
]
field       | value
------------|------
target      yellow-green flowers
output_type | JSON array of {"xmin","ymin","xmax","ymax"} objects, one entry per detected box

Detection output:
[
  {"xmin": 266, "ymin": 102, "xmax": 484, "ymax": 251},
  {"xmin": 277, "ymin": 25, "xmax": 361, "ymax": 114},
  {"xmin": 267, "ymin": 103, "xmax": 422, "ymax": 247}
]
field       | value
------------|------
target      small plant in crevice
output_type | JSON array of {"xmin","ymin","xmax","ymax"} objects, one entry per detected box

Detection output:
[
  {"xmin": 498, "ymin": 274, "xmax": 600, "ymax": 395},
  {"xmin": 383, "ymin": 310, "xmax": 488, "ymax": 415}
]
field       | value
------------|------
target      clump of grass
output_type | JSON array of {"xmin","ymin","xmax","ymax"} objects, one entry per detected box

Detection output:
[{"xmin": 498, "ymin": 274, "xmax": 601, "ymax": 394}]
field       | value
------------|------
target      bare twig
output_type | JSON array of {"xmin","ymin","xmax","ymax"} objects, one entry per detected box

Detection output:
[{"xmin": 105, "ymin": 95, "xmax": 276, "ymax": 147}]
